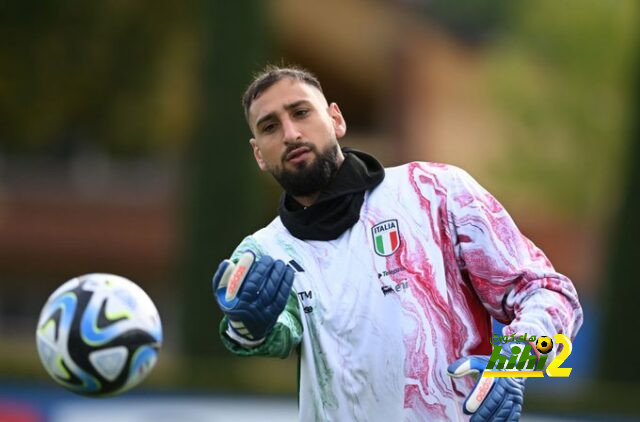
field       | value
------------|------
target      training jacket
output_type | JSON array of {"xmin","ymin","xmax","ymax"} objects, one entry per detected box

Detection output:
[{"xmin": 219, "ymin": 162, "xmax": 583, "ymax": 422}]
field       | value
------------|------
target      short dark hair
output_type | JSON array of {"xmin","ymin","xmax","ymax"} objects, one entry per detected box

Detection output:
[{"xmin": 242, "ymin": 65, "xmax": 323, "ymax": 123}]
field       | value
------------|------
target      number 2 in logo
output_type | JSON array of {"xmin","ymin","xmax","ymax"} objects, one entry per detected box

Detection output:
[{"xmin": 545, "ymin": 334, "xmax": 573, "ymax": 377}]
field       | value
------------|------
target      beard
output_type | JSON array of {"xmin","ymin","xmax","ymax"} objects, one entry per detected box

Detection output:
[{"xmin": 270, "ymin": 141, "xmax": 340, "ymax": 197}]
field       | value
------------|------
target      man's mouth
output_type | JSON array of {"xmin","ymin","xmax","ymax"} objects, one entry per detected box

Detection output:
[{"xmin": 285, "ymin": 146, "xmax": 312, "ymax": 164}]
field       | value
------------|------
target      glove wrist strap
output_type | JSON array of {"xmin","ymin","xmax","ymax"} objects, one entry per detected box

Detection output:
[{"xmin": 225, "ymin": 325, "xmax": 265, "ymax": 348}]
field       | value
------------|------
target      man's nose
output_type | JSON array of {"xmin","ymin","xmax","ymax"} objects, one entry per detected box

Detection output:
[{"xmin": 281, "ymin": 118, "xmax": 301, "ymax": 143}]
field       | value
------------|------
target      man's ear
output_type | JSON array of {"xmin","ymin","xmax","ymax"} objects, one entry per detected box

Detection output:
[
  {"xmin": 329, "ymin": 103, "xmax": 347, "ymax": 139},
  {"xmin": 250, "ymin": 138, "xmax": 268, "ymax": 171}
]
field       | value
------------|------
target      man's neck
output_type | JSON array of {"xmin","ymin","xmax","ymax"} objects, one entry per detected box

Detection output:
[{"xmin": 292, "ymin": 192, "xmax": 321, "ymax": 208}]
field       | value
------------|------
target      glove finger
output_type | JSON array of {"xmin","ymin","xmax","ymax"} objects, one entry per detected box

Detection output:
[
  {"xmin": 225, "ymin": 252, "xmax": 256, "ymax": 302},
  {"xmin": 470, "ymin": 377, "xmax": 512, "ymax": 421},
  {"xmin": 213, "ymin": 260, "xmax": 237, "ymax": 309},
  {"xmin": 447, "ymin": 356, "xmax": 488, "ymax": 378},
  {"xmin": 212, "ymin": 259, "xmax": 233, "ymax": 292},
  {"xmin": 246, "ymin": 254, "xmax": 274, "ymax": 296},
  {"xmin": 447, "ymin": 356, "xmax": 497, "ymax": 416},
  {"xmin": 471, "ymin": 376, "xmax": 525, "ymax": 421},
  {"xmin": 275, "ymin": 262, "xmax": 295, "ymax": 296},
  {"xmin": 273, "ymin": 262, "xmax": 295, "ymax": 308},
  {"xmin": 500, "ymin": 378, "xmax": 524, "ymax": 422},
  {"xmin": 266, "ymin": 260, "xmax": 288, "ymax": 298},
  {"xmin": 282, "ymin": 263, "xmax": 295, "ymax": 291},
  {"xmin": 465, "ymin": 375, "xmax": 496, "ymax": 415},
  {"xmin": 505, "ymin": 401, "xmax": 522, "ymax": 422},
  {"xmin": 257, "ymin": 260, "xmax": 288, "ymax": 307}
]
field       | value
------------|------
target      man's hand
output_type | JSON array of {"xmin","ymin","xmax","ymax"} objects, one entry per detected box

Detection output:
[
  {"xmin": 213, "ymin": 251, "xmax": 294, "ymax": 347},
  {"xmin": 447, "ymin": 356, "xmax": 525, "ymax": 422}
]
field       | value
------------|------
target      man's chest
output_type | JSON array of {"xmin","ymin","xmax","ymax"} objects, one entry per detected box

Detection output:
[{"xmin": 266, "ymin": 210, "xmax": 457, "ymax": 325}]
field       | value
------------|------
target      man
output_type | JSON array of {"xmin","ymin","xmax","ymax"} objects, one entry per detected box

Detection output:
[{"xmin": 213, "ymin": 65, "xmax": 583, "ymax": 421}]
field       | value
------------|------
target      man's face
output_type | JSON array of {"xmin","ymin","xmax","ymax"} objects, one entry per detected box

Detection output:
[{"xmin": 248, "ymin": 78, "xmax": 346, "ymax": 196}]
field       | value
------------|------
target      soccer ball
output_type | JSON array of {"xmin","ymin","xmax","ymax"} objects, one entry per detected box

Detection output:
[
  {"xmin": 35, "ymin": 273, "xmax": 162, "ymax": 396},
  {"xmin": 535, "ymin": 336, "xmax": 554, "ymax": 354}
]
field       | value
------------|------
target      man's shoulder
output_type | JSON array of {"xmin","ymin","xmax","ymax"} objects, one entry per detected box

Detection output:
[
  {"xmin": 231, "ymin": 217, "xmax": 287, "ymax": 260},
  {"xmin": 372, "ymin": 161, "xmax": 481, "ymax": 207},
  {"xmin": 383, "ymin": 161, "xmax": 470, "ymax": 185},
  {"xmin": 252, "ymin": 216, "xmax": 287, "ymax": 239}
]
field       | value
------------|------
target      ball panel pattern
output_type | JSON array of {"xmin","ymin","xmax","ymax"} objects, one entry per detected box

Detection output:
[{"xmin": 36, "ymin": 274, "xmax": 162, "ymax": 396}]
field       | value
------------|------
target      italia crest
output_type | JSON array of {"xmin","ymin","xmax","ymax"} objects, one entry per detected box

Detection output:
[{"xmin": 371, "ymin": 219, "xmax": 400, "ymax": 256}]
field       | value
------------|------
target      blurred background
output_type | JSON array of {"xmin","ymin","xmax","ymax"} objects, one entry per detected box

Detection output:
[{"xmin": 1, "ymin": 0, "xmax": 638, "ymax": 420}]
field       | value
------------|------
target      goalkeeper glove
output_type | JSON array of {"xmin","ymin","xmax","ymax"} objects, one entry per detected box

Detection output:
[
  {"xmin": 213, "ymin": 251, "xmax": 294, "ymax": 347},
  {"xmin": 447, "ymin": 355, "xmax": 525, "ymax": 422}
]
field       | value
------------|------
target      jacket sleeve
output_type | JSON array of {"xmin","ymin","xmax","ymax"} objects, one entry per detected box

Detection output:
[
  {"xmin": 218, "ymin": 236, "xmax": 303, "ymax": 358},
  {"xmin": 219, "ymin": 289, "xmax": 303, "ymax": 358},
  {"xmin": 445, "ymin": 167, "xmax": 583, "ymax": 347}
]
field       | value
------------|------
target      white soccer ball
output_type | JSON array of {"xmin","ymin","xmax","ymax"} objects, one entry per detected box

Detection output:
[{"xmin": 35, "ymin": 273, "xmax": 162, "ymax": 396}]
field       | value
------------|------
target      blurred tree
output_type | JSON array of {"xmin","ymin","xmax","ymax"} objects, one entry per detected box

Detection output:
[
  {"xmin": 485, "ymin": 0, "xmax": 638, "ymax": 221},
  {"xmin": 0, "ymin": 1, "xmax": 196, "ymax": 156},
  {"xmin": 413, "ymin": 0, "xmax": 513, "ymax": 44},
  {"xmin": 180, "ymin": 0, "xmax": 270, "ymax": 357},
  {"xmin": 600, "ymin": 34, "xmax": 640, "ymax": 382}
]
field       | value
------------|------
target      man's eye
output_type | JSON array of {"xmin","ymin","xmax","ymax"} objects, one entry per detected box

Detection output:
[
  {"xmin": 294, "ymin": 109, "xmax": 309, "ymax": 118},
  {"xmin": 262, "ymin": 123, "xmax": 277, "ymax": 133}
]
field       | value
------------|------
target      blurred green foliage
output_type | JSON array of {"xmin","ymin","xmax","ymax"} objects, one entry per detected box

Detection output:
[
  {"xmin": 180, "ymin": 0, "xmax": 272, "ymax": 358},
  {"xmin": 0, "ymin": 1, "xmax": 197, "ymax": 156},
  {"xmin": 418, "ymin": 0, "xmax": 514, "ymax": 44},
  {"xmin": 600, "ymin": 31, "xmax": 640, "ymax": 383},
  {"xmin": 485, "ymin": 0, "xmax": 639, "ymax": 220}
]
